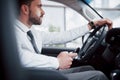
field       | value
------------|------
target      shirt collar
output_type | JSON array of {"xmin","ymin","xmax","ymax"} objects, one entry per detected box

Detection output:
[{"xmin": 15, "ymin": 20, "xmax": 31, "ymax": 33}]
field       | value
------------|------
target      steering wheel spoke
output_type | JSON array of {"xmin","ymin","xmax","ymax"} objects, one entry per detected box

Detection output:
[{"xmin": 76, "ymin": 26, "xmax": 108, "ymax": 61}]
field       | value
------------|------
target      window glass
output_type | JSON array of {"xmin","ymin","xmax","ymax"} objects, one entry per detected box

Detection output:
[
  {"xmin": 90, "ymin": 0, "xmax": 120, "ymax": 28},
  {"xmin": 35, "ymin": 0, "xmax": 120, "ymax": 48},
  {"xmin": 38, "ymin": 7, "xmax": 65, "ymax": 32},
  {"xmin": 66, "ymin": 8, "xmax": 88, "ymax": 48},
  {"xmin": 34, "ymin": 0, "xmax": 88, "ymax": 48}
]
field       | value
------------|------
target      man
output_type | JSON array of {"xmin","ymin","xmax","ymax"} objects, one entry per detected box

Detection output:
[{"xmin": 15, "ymin": 0, "xmax": 112, "ymax": 80}]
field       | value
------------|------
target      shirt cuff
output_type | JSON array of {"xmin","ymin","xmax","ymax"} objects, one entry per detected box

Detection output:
[{"xmin": 49, "ymin": 57, "xmax": 59, "ymax": 69}]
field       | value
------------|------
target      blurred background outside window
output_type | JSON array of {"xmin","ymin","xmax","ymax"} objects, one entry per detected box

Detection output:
[{"xmin": 33, "ymin": 0, "xmax": 120, "ymax": 48}]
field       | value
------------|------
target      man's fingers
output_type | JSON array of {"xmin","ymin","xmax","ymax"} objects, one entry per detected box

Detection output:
[
  {"xmin": 68, "ymin": 52, "xmax": 78, "ymax": 58},
  {"xmin": 94, "ymin": 18, "xmax": 113, "ymax": 30},
  {"xmin": 106, "ymin": 19, "xmax": 113, "ymax": 30}
]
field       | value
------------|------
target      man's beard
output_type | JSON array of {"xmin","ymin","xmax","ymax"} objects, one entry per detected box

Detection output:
[{"xmin": 29, "ymin": 11, "xmax": 42, "ymax": 25}]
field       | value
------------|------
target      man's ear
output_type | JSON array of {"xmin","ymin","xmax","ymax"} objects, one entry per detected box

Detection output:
[{"xmin": 21, "ymin": 5, "xmax": 29, "ymax": 15}]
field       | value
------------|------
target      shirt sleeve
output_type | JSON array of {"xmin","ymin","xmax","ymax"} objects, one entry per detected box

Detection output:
[
  {"xmin": 15, "ymin": 20, "xmax": 60, "ymax": 69},
  {"xmin": 17, "ymin": 39, "xmax": 59, "ymax": 69},
  {"xmin": 41, "ymin": 24, "xmax": 89, "ymax": 45},
  {"xmin": 18, "ymin": 44, "xmax": 59, "ymax": 69}
]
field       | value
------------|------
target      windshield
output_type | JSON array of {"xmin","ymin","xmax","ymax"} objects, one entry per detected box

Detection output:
[{"xmin": 89, "ymin": 0, "xmax": 120, "ymax": 28}]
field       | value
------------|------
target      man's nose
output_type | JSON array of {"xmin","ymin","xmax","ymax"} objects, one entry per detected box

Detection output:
[{"xmin": 41, "ymin": 9, "xmax": 45, "ymax": 16}]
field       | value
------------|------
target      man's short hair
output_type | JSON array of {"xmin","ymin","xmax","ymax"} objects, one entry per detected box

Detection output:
[{"xmin": 16, "ymin": 0, "xmax": 33, "ymax": 15}]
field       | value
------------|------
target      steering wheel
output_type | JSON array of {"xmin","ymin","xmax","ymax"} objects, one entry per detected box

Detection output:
[{"xmin": 76, "ymin": 25, "xmax": 108, "ymax": 61}]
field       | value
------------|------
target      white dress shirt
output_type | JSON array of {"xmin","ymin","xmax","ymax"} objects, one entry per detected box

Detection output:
[{"xmin": 14, "ymin": 20, "xmax": 89, "ymax": 69}]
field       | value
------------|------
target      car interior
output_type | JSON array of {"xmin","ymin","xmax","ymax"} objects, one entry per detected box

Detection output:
[{"xmin": 0, "ymin": 0, "xmax": 120, "ymax": 80}]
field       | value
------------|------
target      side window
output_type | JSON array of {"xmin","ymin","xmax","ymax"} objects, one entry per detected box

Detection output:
[
  {"xmin": 33, "ymin": 0, "xmax": 120, "ymax": 48},
  {"xmin": 34, "ymin": 0, "xmax": 88, "ymax": 48},
  {"xmin": 66, "ymin": 8, "xmax": 88, "ymax": 48}
]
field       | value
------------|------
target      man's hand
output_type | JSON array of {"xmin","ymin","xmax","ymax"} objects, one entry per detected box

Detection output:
[
  {"xmin": 57, "ymin": 51, "xmax": 77, "ymax": 69},
  {"xmin": 88, "ymin": 18, "xmax": 113, "ymax": 30}
]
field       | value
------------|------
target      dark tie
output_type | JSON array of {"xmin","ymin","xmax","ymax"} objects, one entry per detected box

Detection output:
[{"xmin": 27, "ymin": 30, "xmax": 40, "ymax": 53}]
